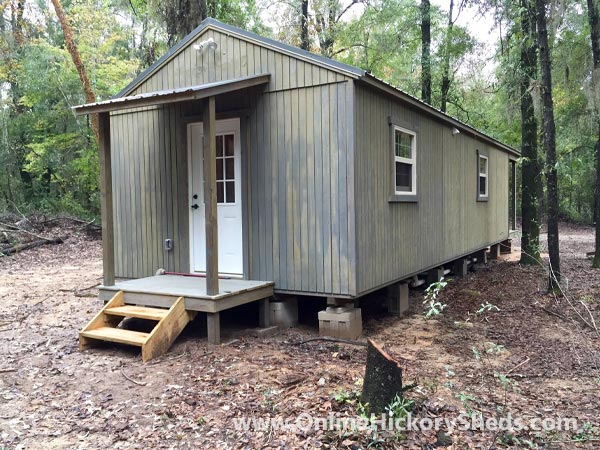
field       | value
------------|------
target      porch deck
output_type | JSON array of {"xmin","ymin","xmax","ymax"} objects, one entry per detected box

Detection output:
[{"xmin": 99, "ymin": 275, "xmax": 275, "ymax": 313}]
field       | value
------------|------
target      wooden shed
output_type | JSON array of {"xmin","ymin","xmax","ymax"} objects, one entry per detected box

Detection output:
[{"xmin": 75, "ymin": 18, "xmax": 518, "ymax": 355}]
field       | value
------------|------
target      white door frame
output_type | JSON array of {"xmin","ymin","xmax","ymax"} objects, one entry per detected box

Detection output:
[{"xmin": 187, "ymin": 118, "xmax": 244, "ymax": 277}]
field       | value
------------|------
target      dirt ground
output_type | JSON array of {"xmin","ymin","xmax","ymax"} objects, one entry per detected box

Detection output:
[{"xmin": 1, "ymin": 222, "xmax": 600, "ymax": 449}]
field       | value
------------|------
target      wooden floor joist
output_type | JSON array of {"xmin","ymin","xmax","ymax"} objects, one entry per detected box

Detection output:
[{"xmin": 79, "ymin": 291, "xmax": 196, "ymax": 362}]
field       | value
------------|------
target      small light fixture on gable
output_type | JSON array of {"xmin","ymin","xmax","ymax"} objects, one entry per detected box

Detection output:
[
  {"xmin": 452, "ymin": 127, "xmax": 461, "ymax": 136},
  {"xmin": 193, "ymin": 37, "xmax": 218, "ymax": 51}
]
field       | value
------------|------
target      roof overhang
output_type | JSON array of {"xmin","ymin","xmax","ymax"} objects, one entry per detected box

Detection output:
[
  {"xmin": 359, "ymin": 75, "xmax": 520, "ymax": 157},
  {"xmin": 73, "ymin": 74, "xmax": 271, "ymax": 116}
]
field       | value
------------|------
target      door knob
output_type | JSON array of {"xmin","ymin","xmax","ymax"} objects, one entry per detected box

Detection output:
[{"xmin": 191, "ymin": 204, "xmax": 199, "ymax": 210}]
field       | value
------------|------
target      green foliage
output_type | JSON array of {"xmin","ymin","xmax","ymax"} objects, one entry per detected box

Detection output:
[
  {"xmin": 333, "ymin": 388, "xmax": 360, "ymax": 404},
  {"xmin": 0, "ymin": 0, "xmax": 597, "ymax": 227},
  {"xmin": 423, "ymin": 277, "xmax": 448, "ymax": 318},
  {"xmin": 476, "ymin": 301, "xmax": 500, "ymax": 315}
]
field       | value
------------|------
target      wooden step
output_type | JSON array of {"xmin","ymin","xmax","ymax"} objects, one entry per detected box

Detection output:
[
  {"xmin": 80, "ymin": 327, "xmax": 148, "ymax": 346},
  {"xmin": 105, "ymin": 305, "xmax": 169, "ymax": 321}
]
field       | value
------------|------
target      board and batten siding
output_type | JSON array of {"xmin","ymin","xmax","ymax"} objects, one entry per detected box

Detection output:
[
  {"xmin": 110, "ymin": 103, "xmax": 189, "ymax": 280},
  {"xmin": 246, "ymin": 80, "xmax": 356, "ymax": 296},
  {"xmin": 127, "ymin": 28, "xmax": 349, "ymax": 96},
  {"xmin": 110, "ymin": 31, "xmax": 357, "ymax": 296},
  {"xmin": 354, "ymin": 84, "xmax": 509, "ymax": 295}
]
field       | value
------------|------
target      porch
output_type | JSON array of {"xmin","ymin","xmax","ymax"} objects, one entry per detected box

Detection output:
[
  {"xmin": 98, "ymin": 275, "xmax": 274, "ymax": 345},
  {"xmin": 74, "ymin": 74, "xmax": 274, "ymax": 355}
]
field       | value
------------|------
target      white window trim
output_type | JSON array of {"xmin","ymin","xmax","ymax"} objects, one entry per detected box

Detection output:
[
  {"xmin": 393, "ymin": 125, "xmax": 417, "ymax": 196},
  {"xmin": 478, "ymin": 154, "xmax": 489, "ymax": 198}
]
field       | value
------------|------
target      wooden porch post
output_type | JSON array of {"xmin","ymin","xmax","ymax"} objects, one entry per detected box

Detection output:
[
  {"xmin": 98, "ymin": 112, "xmax": 115, "ymax": 286},
  {"xmin": 203, "ymin": 96, "xmax": 219, "ymax": 295}
]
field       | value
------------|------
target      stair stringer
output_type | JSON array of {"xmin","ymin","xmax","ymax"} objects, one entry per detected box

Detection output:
[
  {"xmin": 141, "ymin": 297, "xmax": 197, "ymax": 362},
  {"xmin": 79, "ymin": 291, "xmax": 125, "ymax": 350}
]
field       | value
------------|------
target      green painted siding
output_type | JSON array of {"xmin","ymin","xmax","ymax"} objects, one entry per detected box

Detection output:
[
  {"xmin": 246, "ymin": 81, "xmax": 355, "ymax": 295},
  {"xmin": 110, "ymin": 42, "xmax": 356, "ymax": 296},
  {"xmin": 109, "ymin": 28, "xmax": 510, "ymax": 299},
  {"xmin": 111, "ymin": 104, "xmax": 189, "ymax": 280},
  {"xmin": 354, "ymin": 84, "xmax": 509, "ymax": 295}
]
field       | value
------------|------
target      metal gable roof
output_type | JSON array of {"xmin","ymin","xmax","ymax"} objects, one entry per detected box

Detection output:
[
  {"xmin": 112, "ymin": 18, "xmax": 519, "ymax": 156},
  {"xmin": 74, "ymin": 74, "xmax": 271, "ymax": 115}
]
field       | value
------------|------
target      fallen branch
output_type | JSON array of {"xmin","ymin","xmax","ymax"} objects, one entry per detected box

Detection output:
[
  {"xmin": 120, "ymin": 367, "xmax": 147, "ymax": 386},
  {"xmin": 286, "ymin": 336, "xmax": 367, "ymax": 347},
  {"xmin": 0, "ymin": 221, "xmax": 51, "ymax": 242},
  {"xmin": 505, "ymin": 357, "xmax": 530, "ymax": 375},
  {"xmin": 0, "ymin": 368, "xmax": 17, "ymax": 373},
  {"xmin": 541, "ymin": 306, "xmax": 570, "ymax": 322},
  {"xmin": 0, "ymin": 235, "xmax": 66, "ymax": 256},
  {"xmin": 32, "ymin": 296, "xmax": 51, "ymax": 307},
  {"xmin": 541, "ymin": 305, "xmax": 600, "ymax": 338}
]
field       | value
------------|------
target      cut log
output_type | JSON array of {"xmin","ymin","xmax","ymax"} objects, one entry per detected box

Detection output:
[
  {"xmin": 360, "ymin": 339, "xmax": 403, "ymax": 414},
  {"xmin": 0, "ymin": 236, "xmax": 66, "ymax": 256}
]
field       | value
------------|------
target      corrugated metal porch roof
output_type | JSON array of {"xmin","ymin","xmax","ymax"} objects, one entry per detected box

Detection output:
[{"xmin": 72, "ymin": 73, "xmax": 270, "ymax": 116}]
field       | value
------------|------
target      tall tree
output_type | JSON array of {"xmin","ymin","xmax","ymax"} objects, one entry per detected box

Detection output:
[
  {"xmin": 536, "ymin": 0, "xmax": 560, "ymax": 285},
  {"xmin": 520, "ymin": 0, "xmax": 542, "ymax": 265},
  {"xmin": 300, "ymin": 0, "xmax": 310, "ymax": 50},
  {"xmin": 440, "ymin": 0, "xmax": 454, "ymax": 112},
  {"xmin": 50, "ymin": 0, "xmax": 98, "ymax": 142},
  {"xmin": 588, "ymin": 0, "xmax": 600, "ymax": 268},
  {"xmin": 421, "ymin": 0, "xmax": 432, "ymax": 104}
]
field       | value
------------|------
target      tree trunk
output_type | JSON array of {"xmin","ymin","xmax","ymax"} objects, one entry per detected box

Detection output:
[
  {"xmin": 588, "ymin": 0, "xmax": 600, "ymax": 268},
  {"xmin": 360, "ymin": 339, "xmax": 403, "ymax": 415},
  {"xmin": 520, "ymin": 0, "xmax": 542, "ymax": 266},
  {"xmin": 50, "ymin": 0, "xmax": 98, "ymax": 143},
  {"xmin": 421, "ymin": 0, "xmax": 432, "ymax": 104},
  {"xmin": 536, "ymin": 0, "xmax": 561, "ymax": 287},
  {"xmin": 440, "ymin": 0, "xmax": 454, "ymax": 112},
  {"xmin": 300, "ymin": 0, "xmax": 310, "ymax": 50}
]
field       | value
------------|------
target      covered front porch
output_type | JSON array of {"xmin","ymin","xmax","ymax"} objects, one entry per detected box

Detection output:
[{"xmin": 74, "ymin": 74, "xmax": 274, "ymax": 348}]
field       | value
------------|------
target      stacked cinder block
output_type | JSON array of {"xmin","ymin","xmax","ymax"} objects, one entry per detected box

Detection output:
[{"xmin": 318, "ymin": 306, "xmax": 362, "ymax": 339}]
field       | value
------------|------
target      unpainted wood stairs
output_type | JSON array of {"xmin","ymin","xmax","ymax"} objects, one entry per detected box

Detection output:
[{"xmin": 79, "ymin": 291, "xmax": 196, "ymax": 362}]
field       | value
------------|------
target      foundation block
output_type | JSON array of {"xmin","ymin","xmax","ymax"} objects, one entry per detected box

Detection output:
[
  {"xmin": 427, "ymin": 267, "xmax": 445, "ymax": 285},
  {"xmin": 270, "ymin": 296, "xmax": 298, "ymax": 328},
  {"xmin": 452, "ymin": 258, "xmax": 469, "ymax": 277},
  {"xmin": 500, "ymin": 239, "xmax": 512, "ymax": 254},
  {"xmin": 386, "ymin": 282, "xmax": 410, "ymax": 316},
  {"xmin": 318, "ymin": 306, "xmax": 362, "ymax": 340},
  {"xmin": 489, "ymin": 243, "xmax": 501, "ymax": 259}
]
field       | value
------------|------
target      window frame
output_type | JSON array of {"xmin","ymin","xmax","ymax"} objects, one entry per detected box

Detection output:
[
  {"xmin": 389, "ymin": 123, "xmax": 418, "ymax": 202},
  {"xmin": 477, "ymin": 150, "xmax": 489, "ymax": 202}
]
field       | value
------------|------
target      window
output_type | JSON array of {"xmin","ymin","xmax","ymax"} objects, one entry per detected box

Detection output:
[
  {"xmin": 393, "ymin": 126, "xmax": 417, "ymax": 196},
  {"xmin": 478, "ymin": 152, "xmax": 488, "ymax": 200},
  {"xmin": 216, "ymin": 134, "xmax": 236, "ymax": 204}
]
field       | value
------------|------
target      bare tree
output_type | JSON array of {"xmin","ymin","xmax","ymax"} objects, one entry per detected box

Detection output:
[
  {"xmin": 520, "ymin": 0, "xmax": 542, "ymax": 266},
  {"xmin": 421, "ymin": 0, "xmax": 432, "ymax": 104},
  {"xmin": 300, "ymin": 0, "xmax": 310, "ymax": 50},
  {"xmin": 535, "ymin": 0, "xmax": 560, "ymax": 286}
]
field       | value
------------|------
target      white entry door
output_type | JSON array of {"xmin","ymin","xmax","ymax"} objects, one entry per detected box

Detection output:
[{"xmin": 188, "ymin": 118, "xmax": 243, "ymax": 275}]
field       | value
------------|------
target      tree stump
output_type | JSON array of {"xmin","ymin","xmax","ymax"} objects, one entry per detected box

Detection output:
[{"xmin": 360, "ymin": 339, "xmax": 403, "ymax": 414}]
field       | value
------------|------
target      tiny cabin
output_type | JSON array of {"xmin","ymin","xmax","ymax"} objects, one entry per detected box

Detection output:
[{"xmin": 75, "ymin": 18, "xmax": 518, "ymax": 356}]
